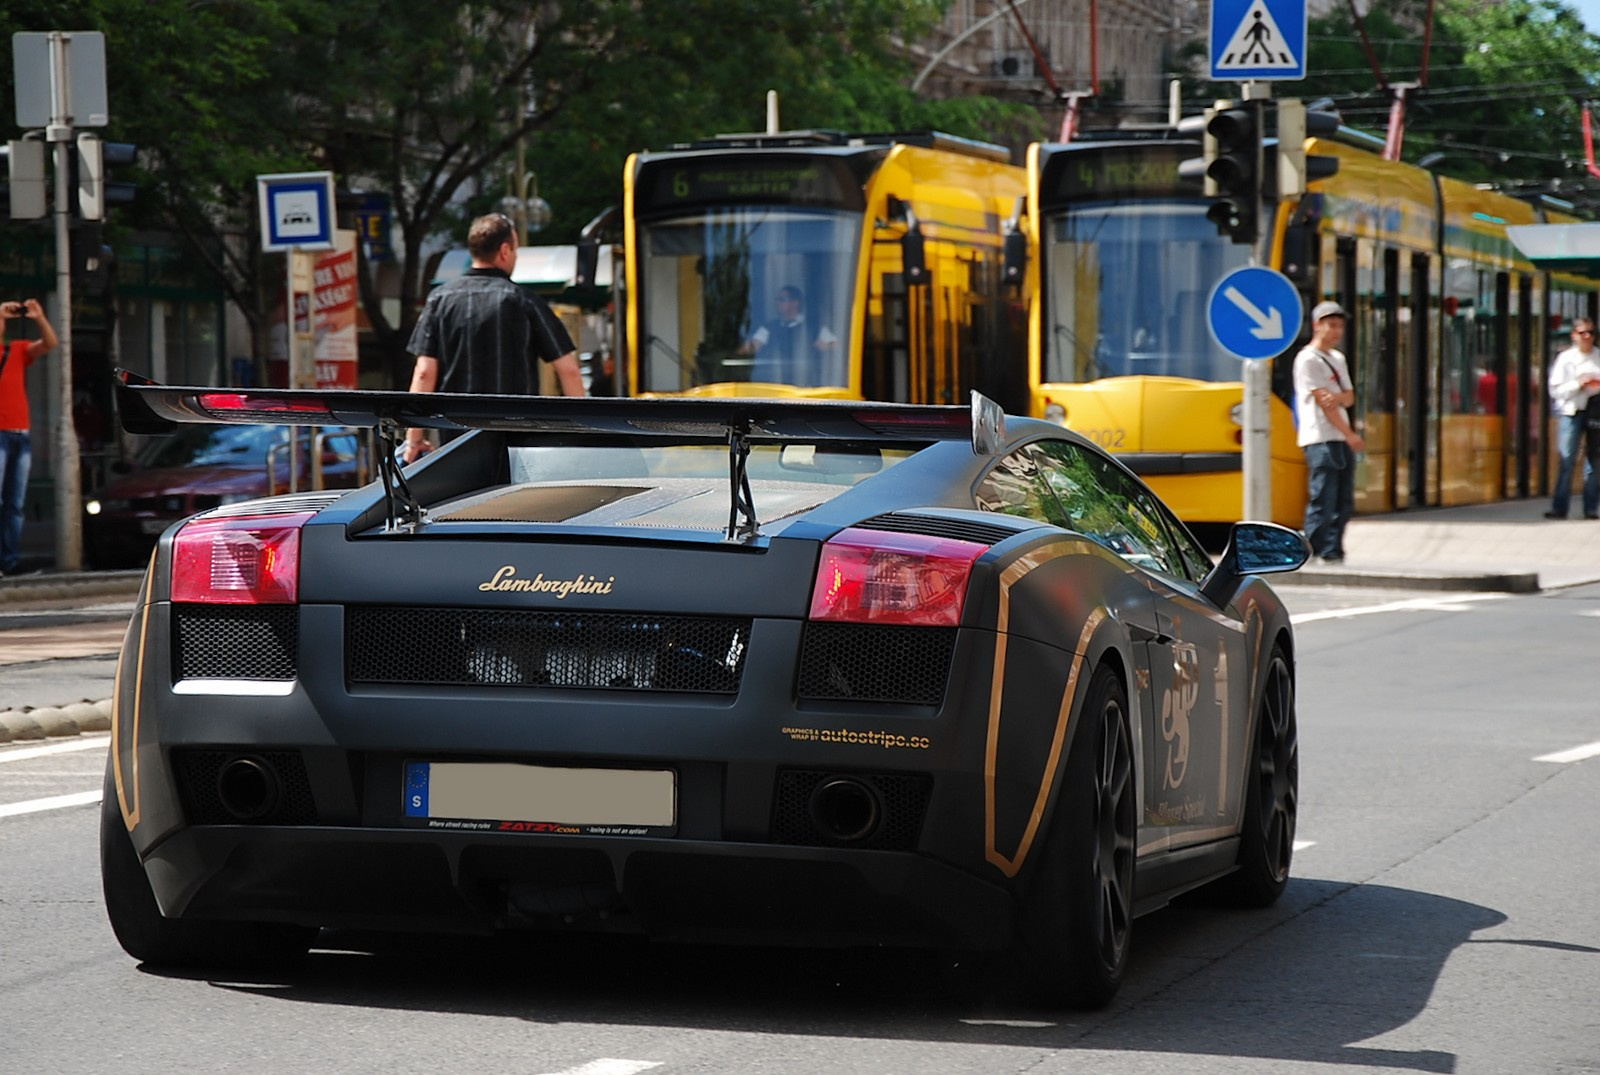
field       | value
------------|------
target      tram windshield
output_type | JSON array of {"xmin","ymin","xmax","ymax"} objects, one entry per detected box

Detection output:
[
  {"xmin": 1043, "ymin": 202, "xmax": 1251, "ymax": 384},
  {"xmin": 635, "ymin": 207, "xmax": 858, "ymax": 393}
]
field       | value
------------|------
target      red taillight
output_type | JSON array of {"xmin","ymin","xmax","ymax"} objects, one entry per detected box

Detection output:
[
  {"xmin": 171, "ymin": 512, "xmax": 313, "ymax": 604},
  {"xmin": 809, "ymin": 528, "xmax": 987, "ymax": 627}
]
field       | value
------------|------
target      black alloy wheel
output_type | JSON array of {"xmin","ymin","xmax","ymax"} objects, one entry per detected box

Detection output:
[
  {"xmin": 1216, "ymin": 647, "xmax": 1298, "ymax": 906},
  {"xmin": 1011, "ymin": 663, "xmax": 1136, "ymax": 1009}
]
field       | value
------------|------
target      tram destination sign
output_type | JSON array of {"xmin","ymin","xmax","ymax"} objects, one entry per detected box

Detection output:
[
  {"xmin": 636, "ymin": 155, "xmax": 863, "ymax": 214},
  {"xmin": 1038, "ymin": 144, "xmax": 1190, "ymax": 208}
]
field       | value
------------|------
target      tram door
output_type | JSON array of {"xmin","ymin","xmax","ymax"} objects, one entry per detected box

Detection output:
[
  {"xmin": 1372, "ymin": 248, "xmax": 1401, "ymax": 513},
  {"xmin": 1407, "ymin": 253, "xmax": 1433, "ymax": 508},
  {"xmin": 1514, "ymin": 277, "xmax": 1534, "ymax": 498}
]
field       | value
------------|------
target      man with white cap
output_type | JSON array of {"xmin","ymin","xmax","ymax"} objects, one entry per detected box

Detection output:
[{"xmin": 1292, "ymin": 300, "xmax": 1364, "ymax": 563}]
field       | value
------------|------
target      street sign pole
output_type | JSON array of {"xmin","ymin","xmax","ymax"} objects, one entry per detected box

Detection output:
[
  {"xmin": 1241, "ymin": 81, "xmax": 1272, "ymax": 524},
  {"xmin": 46, "ymin": 32, "xmax": 81, "ymax": 572},
  {"xmin": 258, "ymin": 171, "xmax": 336, "ymax": 497},
  {"xmin": 1207, "ymin": 266, "xmax": 1302, "ymax": 524},
  {"xmin": 1209, "ymin": 0, "xmax": 1307, "ymax": 523}
]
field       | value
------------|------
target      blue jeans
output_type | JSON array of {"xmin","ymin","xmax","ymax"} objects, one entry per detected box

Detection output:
[
  {"xmin": 0, "ymin": 430, "xmax": 31, "ymax": 573},
  {"xmin": 1550, "ymin": 412, "xmax": 1600, "ymax": 517},
  {"xmin": 1303, "ymin": 440, "xmax": 1354, "ymax": 559}
]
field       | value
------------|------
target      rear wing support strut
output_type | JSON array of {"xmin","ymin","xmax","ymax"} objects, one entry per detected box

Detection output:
[
  {"xmin": 726, "ymin": 422, "xmax": 758, "ymax": 542},
  {"xmin": 375, "ymin": 420, "xmax": 425, "ymax": 532}
]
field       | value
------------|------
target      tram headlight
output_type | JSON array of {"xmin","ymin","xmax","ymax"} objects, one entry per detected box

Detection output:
[
  {"xmin": 1229, "ymin": 403, "xmax": 1244, "ymax": 426},
  {"xmin": 1044, "ymin": 401, "xmax": 1067, "ymax": 425}
]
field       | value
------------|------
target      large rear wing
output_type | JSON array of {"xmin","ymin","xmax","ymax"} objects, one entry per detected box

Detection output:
[
  {"xmin": 114, "ymin": 371, "xmax": 1008, "ymax": 539},
  {"xmin": 114, "ymin": 370, "xmax": 1007, "ymax": 447}
]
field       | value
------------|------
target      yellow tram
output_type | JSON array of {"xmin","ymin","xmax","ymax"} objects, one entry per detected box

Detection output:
[
  {"xmin": 616, "ymin": 130, "xmax": 1030, "ymax": 410},
  {"xmin": 1017, "ymin": 121, "xmax": 1600, "ymax": 529}
]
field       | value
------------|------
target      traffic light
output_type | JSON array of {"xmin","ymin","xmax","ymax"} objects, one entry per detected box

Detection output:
[
  {"xmin": 1277, "ymin": 99, "xmax": 1341, "ymax": 197},
  {"xmin": 4, "ymin": 139, "xmax": 48, "ymax": 220},
  {"xmin": 75, "ymin": 135, "xmax": 138, "ymax": 221},
  {"xmin": 1203, "ymin": 101, "xmax": 1261, "ymax": 245}
]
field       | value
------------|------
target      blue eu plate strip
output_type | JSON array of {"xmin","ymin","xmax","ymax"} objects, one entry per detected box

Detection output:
[{"xmin": 404, "ymin": 762, "xmax": 430, "ymax": 817}]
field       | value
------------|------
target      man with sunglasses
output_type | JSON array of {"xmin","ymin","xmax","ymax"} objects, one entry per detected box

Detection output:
[
  {"xmin": 1545, "ymin": 317, "xmax": 1600, "ymax": 519},
  {"xmin": 403, "ymin": 213, "xmax": 585, "ymax": 462}
]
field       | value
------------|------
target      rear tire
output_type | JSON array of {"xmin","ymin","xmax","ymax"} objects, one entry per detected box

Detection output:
[
  {"xmin": 1215, "ymin": 647, "xmax": 1297, "ymax": 907},
  {"xmin": 99, "ymin": 762, "xmax": 315, "ymax": 968},
  {"xmin": 1009, "ymin": 664, "xmax": 1136, "ymax": 1008}
]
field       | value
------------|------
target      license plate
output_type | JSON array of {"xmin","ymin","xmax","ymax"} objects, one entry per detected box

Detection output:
[{"xmin": 403, "ymin": 761, "xmax": 676, "ymax": 836}]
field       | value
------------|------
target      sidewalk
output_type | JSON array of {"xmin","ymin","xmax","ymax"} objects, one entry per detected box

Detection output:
[
  {"xmin": 1297, "ymin": 498, "xmax": 1600, "ymax": 592},
  {"xmin": 5, "ymin": 498, "xmax": 1600, "ymax": 602}
]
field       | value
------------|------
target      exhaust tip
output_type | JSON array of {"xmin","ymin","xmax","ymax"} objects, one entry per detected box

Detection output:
[
  {"xmin": 809, "ymin": 777, "xmax": 881, "ymax": 843},
  {"xmin": 216, "ymin": 755, "xmax": 281, "ymax": 821}
]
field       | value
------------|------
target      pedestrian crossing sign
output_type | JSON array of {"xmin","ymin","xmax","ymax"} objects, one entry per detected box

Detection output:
[{"xmin": 1210, "ymin": 0, "xmax": 1306, "ymax": 82}]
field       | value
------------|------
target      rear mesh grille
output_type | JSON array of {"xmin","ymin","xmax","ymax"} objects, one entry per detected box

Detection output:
[
  {"xmin": 796, "ymin": 623, "xmax": 955, "ymax": 705},
  {"xmin": 172, "ymin": 749, "xmax": 319, "ymax": 826},
  {"xmin": 771, "ymin": 769, "xmax": 932, "ymax": 850},
  {"xmin": 856, "ymin": 512, "xmax": 1019, "ymax": 546},
  {"xmin": 348, "ymin": 607, "xmax": 751, "ymax": 693},
  {"xmin": 173, "ymin": 605, "xmax": 298, "ymax": 680}
]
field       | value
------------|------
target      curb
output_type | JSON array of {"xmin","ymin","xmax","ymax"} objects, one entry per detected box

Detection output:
[
  {"xmin": 0, "ymin": 698, "xmax": 113, "ymax": 744},
  {"xmin": 0, "ymin": 571, "xmax": 144, "ymax": 605},
  {"xmin": 1290, "ymin": 568, "xmax": 1542, "ymax": 593}
]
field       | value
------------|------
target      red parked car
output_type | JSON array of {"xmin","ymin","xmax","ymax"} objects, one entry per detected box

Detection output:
[{"xmin": 83, "ymin": 423, "xmax": 368, "ymax": 569}]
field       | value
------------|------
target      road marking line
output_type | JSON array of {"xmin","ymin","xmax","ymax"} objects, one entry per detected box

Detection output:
[
  {"xmin": 538, "ymin": 1063, "xmax": 662, "ymax": 1075},
  {"xmin": 1292, "ymin": 593, "xmax": 1506, "ymax": 623},
  {"xmin": 0, "ymin": 790, "xmax": 101, "ymax": 818},
  {"xmin": 1534, "ymin": 740, "xmax": 1600, "ymax": 764},
  {"xmin": 0, "ymin": 734, "xmax": 110, "ymax": 764},
  {"xmin": 961, "ymin": 1019, "xmax": 1057, "ymax": 1028},
  {"xmin": 1293, "ymin": 840, "xmax": 1316, "ymax": 851}
]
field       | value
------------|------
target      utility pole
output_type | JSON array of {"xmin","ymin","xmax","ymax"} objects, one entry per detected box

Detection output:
[
  {"xmin": 45, "ymin": 33, "xmax": 82, "ymax": 570},
  {"xmin": 14, "ymin": 30, "xmax": 108, "ymax": 571}
]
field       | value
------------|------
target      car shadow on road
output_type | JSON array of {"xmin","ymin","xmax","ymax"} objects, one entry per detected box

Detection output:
[{"xmin": 158, "ymin": 878, "xmax": 1525, "ymax": 1070}]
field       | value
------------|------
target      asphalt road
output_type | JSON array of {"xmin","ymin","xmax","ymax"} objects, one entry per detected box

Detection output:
[{"xmin": 2, "ymin": 584, "xmax": 1598, "ymax": 1074}]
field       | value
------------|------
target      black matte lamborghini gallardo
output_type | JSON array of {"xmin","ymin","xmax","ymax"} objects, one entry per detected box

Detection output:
[{"xmin": 100, "ymin": 375, "xmax": 1307, "ymax": 1008}]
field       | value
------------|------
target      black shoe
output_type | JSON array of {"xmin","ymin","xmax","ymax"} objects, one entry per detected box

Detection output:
[
  {"xmin": 1545, "ymin": 511, "xmax": 1569, "ymax": 519},
  {"xmin": 1585, "ymin": 514, "xmax": 1599, "ymax": 520}
]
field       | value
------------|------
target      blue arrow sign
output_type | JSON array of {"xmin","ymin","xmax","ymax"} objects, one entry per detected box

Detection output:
[
  {"xmin": 1210, "ymin": 0, "xmax": 1306, "ymax": 82},
  {"xmin": 1207, "ymin": 266, "xmax": 1302, "ymax": 360}
]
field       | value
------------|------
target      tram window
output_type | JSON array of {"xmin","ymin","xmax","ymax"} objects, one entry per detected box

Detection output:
[
  {"xmin": 1043, "ymin": 203, "xmax": 1249, "ymax": 385},
  {"xmin": 635, "ymin": 209, "xmax": 858, "ymax": 392}
]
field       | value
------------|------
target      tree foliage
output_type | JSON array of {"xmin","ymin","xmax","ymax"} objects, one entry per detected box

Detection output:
[
  {"xmin": 4, "ymin": 0, "xmax": 1036, "ymax": 384},
  {"xmin": 1171, "ymin": 1, "xmax": 1600, "ymax": 202}
]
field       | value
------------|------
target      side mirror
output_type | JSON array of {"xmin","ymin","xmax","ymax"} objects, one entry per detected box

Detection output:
[
  {"xmin": 1200, "ymin": 521, "xmax": 1310, "ymax": 605},
  {"xmin": 887, "ymin": 194, "xmax": 927, "ymax": 286},
  {"xmin": 1002, "ymin": 194, "xmax": 1027, "ymax": 286},
  {"xmin": 575, "ymin": 240, "xmax": 599, "ymax": 290},
  {"xmin": 1002, "ymin": 228, "xmax": 1027, "ymax": 286},
  {"xmin": 902, "ymin": 227, "xmax": 927, "ymax": 286}
]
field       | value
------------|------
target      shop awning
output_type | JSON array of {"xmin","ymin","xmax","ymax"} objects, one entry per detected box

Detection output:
[
  {"xmin": 1506, "ymin": 223, "xmax": 1600, "ymax": 277},
  {"xmin": 430, "ymin": 244, "xmax": 613, "ymax": 304}
]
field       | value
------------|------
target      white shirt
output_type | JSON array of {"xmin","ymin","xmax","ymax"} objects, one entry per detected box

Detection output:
[
  {"xmin": 1547, "ymin": 343, "xmax": 1600, "ymax": 416},
  {"xmin": 1292, "ymin": 345, "xmax": 1353, "ymax": 447},
  {"xmin": 749, "ymin": 314, "xmax": 838, "ymax": 348}
]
